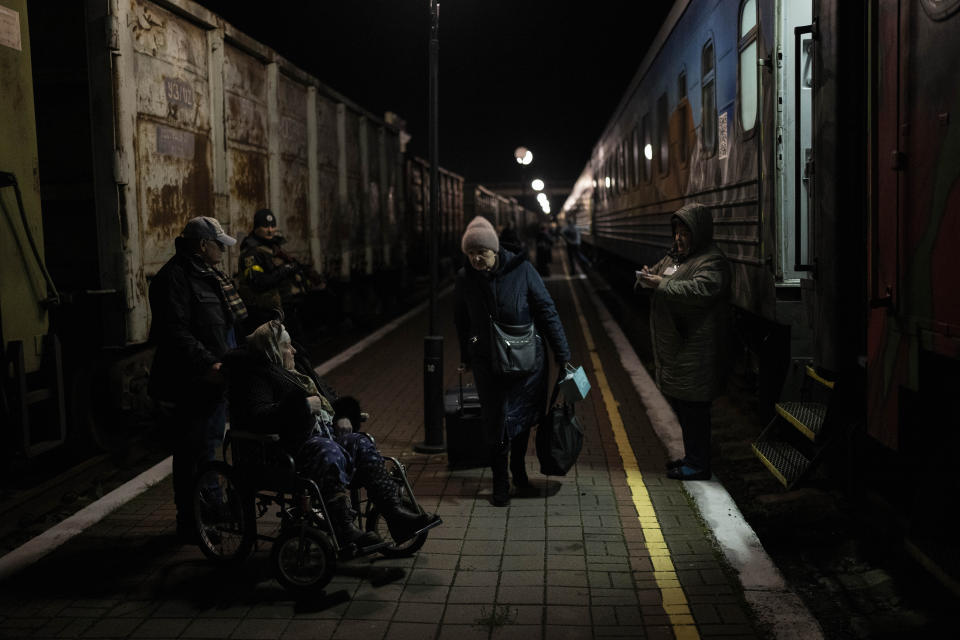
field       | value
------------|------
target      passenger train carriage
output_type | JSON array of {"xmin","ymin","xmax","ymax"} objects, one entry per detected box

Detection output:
[{"xmin": 563, "ymin": 0, "xmax": 960, "ymax": 579}]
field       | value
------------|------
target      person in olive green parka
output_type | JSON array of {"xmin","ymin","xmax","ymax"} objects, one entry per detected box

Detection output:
[{"xmin": 636, "ymin": 202, "xmax": 731, "ymax": 480}]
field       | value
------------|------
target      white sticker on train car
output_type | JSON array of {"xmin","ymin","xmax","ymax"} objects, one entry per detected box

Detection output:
[
  {"xmin": 0, "ymin": 5, "xmax": 22, "ymax": 51},
  {"xmin": 718, "ymin": 111, "xmax": 729, "ymax": 160}
]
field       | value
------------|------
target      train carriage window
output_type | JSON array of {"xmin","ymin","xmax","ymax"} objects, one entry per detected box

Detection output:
[
  {"xmin": 657, "ymin": 92, "xmax": 669, "ymax": 176},
  {"xmin": 739, "ymin": 0, "xmax": 759, "ymax": 134},
  {"xmin": 630, "ymin": 126, "xmax": 639, "ymax": 186},
  {"xmin": 701, "ymin": 40, "xmax": 717, "ymax": 156},
  {"xmin": 677, "ymin": 70, "xmax": 688, "ymax": 167},
  {"xmin": 618, "ymin": 142, "xmax": 627, "ymax": 192},
  {"xmin": 642, "ymin": 113, "xmax": 653, "ymax": 181}
]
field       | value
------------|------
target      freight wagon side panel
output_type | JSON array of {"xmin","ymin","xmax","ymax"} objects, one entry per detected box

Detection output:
[
  {"xmin": 0, "ymin": 0, "xmax": 49, "ymax": 374},
  {"xmin": 277, "ymin": 73, "xmax": 310, "ymax": 262},
  {"xmin": 315, "ymin": 93, "xmax": 340, "ymax": 276},
  {"xmin": 131, "ymin": 0, "xmax": 214, "ymax": 308},
  {"xmin": 223, "ymin": 41, "xmax": 269, "ymax": 267},
  {"xmin": 365, "ymin": 118, "xmax": 382, "ymax": 273}
]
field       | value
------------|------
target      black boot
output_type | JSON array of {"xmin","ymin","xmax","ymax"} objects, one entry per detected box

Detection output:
[
  {"xmin": 361, "ymin": 464, "xmax": 440, "ymax": 543},
  {"xmin": 325, "ymin": 493, "xmax": 382, "ymax": 548},
  {"xmin": 491, "ymin": 444, "xmax": 511, "ymax": 507},
  {"xmin": 510, "ymin": 430, "xmax": 532, "ymax": 489}
]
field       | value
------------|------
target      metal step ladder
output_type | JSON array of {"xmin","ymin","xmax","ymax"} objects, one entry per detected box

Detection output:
[
  {"xmin": 751, "ymin": 364, "xmax": 836, "ymax": 489},
  {"xmin": 6, "ymin": 335, "xmax": 67, "ymax": 457}
]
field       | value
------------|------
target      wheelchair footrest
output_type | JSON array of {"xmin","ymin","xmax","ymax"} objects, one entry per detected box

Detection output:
[
  {"xmin": 339, "ymin": 538, "xmax": 391, "ymax": 560},
  {"xmin": 412, "ymin": 515, "xmax": 442, "ymax": 538}
]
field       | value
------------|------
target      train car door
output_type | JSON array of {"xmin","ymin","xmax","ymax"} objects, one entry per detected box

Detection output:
[
  {"xmin": 775, "ymin": 0, "xmax": 814, "ymax": 287},
  {"xmin": 868, "ymin": 0, "xmax": 960, "ymax": 450}
]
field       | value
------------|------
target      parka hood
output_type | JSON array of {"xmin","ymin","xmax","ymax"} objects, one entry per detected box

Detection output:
[
  {"xmin": 496, "ymin": 247, "xmax": 527, "ymax": 274},
  {"xmin": 671, "ymin": 203, "xmax": 714, "ymax": 256}
]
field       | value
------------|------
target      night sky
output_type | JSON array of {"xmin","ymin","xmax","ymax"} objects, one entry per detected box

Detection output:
[{"xmin": 194, "ymin": 1, "xmax": 673, "ymax": 199}]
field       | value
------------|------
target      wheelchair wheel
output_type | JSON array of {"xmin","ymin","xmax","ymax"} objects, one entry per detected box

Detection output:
[
  {"xmin": 271, "ymin": 526, "xmax": 335, "ymax": 596},
  {"xmin": 364, "ymin": 486, "xmax": 429, "ymax": 558},
  {"xmin": 193, "ymin": 461, "xmax": 256, "ymax": 563}
]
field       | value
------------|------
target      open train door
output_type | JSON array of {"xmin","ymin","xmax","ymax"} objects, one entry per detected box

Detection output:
[
  {"xmin": 776, "ymin": 0, "xmax": 814, "ymax": 292},
  {"xmin": 774, "ymin": 0, "xmax": 816, "ymax": 381}
]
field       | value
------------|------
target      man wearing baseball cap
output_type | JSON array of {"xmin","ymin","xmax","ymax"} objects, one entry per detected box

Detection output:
[{"xmin": 148, "ymin": 216, "xmax": 247, "ymax": 542}]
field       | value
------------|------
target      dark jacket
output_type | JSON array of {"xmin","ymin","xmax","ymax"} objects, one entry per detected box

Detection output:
[
  {"xmin": 647, "ymin": 205, "xmax": 731, "ymax": 402},
  {"xmin": 222, "ymin": 347, "xmax": 317, "ymax": 457},
  {"xmin": 237, "ymin": 233, "xmax": 305, "ymax": 312},
  {"xmin": 148, "ymin": 239, "xmax": 237, "ymax": 402},
  {"xmin": 454, "ymin": 248, "xmax": 571, "ymax": 444}
]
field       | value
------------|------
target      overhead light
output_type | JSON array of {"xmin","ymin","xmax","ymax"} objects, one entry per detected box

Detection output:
[
  {"xmin": 644, "ymin": 143, "xmax": 653, "ymax": 160},
  {"xmin": 531, "ymin": 179, "xmax": 544, "ymax": 191}
]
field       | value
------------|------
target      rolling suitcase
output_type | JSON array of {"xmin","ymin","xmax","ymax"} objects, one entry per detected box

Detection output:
[{"xmin": 443, "ymin": 375, "xmax": 490, "ymax": 469}]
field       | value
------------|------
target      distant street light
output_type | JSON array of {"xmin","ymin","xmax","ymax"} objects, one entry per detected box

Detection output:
[
  {"xmin": 514, "ymin": 147, "xmax": 534, "ymax": 210},
  {"xmin": 514, "ymin": 146, "xmax": 533, "ymax": 165},
  {"xmin": 531, "ymin": 178, "xmax": 544, "ymax": 191}
]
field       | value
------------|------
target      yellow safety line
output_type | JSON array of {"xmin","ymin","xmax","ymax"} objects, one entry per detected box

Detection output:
[{"xmin": 562, "ymin": 262, "xmax": 700, "ymax": 640}]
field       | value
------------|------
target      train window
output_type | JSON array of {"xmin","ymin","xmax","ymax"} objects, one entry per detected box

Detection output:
[
  {"xmin": 701, "ymin": 40, "xmax": 717, "ymax": 156},
  {"xmin": 739, "ymin": 0, "xmax": 758, "ymax": 134},
  {"xmin": 618, "ymin": 140, "xmax": 628, "ymax": 192},
  {"xmin": 677, "ymin": 70, "xmax": 688, "ymax": 166},
  {"xmin": 630, "ymin": 126, "xmax": 639, "ymax": 186},
  {"xmin": 642, "ymin": 113, "xmax": 652, "ymax": 181},
  {"xmin": 657, "ymin": 92, "xmax": 669, "ymax": 176}
]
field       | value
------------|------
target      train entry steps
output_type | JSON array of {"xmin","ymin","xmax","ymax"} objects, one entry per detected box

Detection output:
[{"xmin": 751, "ymin": 365, "xmax": 838, "ymax": 489}]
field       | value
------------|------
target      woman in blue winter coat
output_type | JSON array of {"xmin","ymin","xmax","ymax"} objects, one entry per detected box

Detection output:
[{"xmin": 455, "ymin": 216, "xmax": 571, "ymax": 506}]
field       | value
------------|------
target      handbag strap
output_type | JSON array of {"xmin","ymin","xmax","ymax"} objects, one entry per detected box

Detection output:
[{"xmin": 548, "ymin": 369, "xmax": 563, "ymax": 408}]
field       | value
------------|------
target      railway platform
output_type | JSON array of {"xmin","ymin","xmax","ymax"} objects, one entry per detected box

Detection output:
[{"xmin": 0, "ymin": 259, "xmax": 820, "ymax": 640}]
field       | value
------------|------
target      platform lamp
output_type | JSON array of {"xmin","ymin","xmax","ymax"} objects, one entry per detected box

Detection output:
[
  {"xmin": 514, "ymin": 146, "xmax": 533, "ymax": 211},
  {"xmin": 416, "ymin": 0, "xmax": 445, "ymax": 455}
]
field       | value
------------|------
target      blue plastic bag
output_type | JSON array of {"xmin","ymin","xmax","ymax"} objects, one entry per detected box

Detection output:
[{"xmin": 559, "ymin": 363, "xmax": 590, "ymax": 403}]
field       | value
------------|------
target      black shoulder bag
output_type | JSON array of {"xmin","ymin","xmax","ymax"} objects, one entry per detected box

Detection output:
[{"xmin": 483, "ymin": 281, "xmax": 538, "ymax": 377}]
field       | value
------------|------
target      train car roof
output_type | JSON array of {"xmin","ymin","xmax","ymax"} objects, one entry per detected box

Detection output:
[{"xmin": 562, "ymin": 0, "xmax": 691, "ymax": 214}]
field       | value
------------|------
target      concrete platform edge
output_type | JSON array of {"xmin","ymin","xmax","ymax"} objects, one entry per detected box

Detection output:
[{"xmin": 582, "ymin": 276, "xmax": 824, "ymax": 640}]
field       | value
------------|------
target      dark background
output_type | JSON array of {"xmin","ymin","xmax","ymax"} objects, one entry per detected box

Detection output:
[{"xmin": 193, "ymin": 1, "xmax": 673, "ymax": 202}]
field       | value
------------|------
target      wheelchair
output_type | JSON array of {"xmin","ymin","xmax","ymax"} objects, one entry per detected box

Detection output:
[{"xmin": 191, "ymin": 426, "xmax": 438, "ymax": 596}]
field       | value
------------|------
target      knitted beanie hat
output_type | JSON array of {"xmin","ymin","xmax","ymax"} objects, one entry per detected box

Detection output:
[{"xmin": 461, "ymin": 216, "xmax": 499, "ymax": 254}]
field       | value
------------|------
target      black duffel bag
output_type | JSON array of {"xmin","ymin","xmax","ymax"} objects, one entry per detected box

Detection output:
[{"xmin": 536, "ymin": 384, "xmax": 584, "ymax": 476}]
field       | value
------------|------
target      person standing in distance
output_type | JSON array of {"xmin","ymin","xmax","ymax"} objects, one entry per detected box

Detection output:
[
  {"xmin": 561, "ymin": 216, "xmax": 584, "ymax": 273},
  {"xmin": 636, "ymin": 203, "xmax": 731, "ymax": 480},
  {"xmin": 148, "ymin": 216, "xmax": 247, "ymax": 541},
  {"xmin": 455, "ymin": 216, "xmax": 571, "ymax": 506},
  {"xmin": 237, "ymin": 208, "xmax": 323, "ymax": 339}
]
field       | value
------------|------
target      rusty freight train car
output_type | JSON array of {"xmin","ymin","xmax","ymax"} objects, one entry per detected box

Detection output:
[
  {"xmin": 563, "ymin": 0, "xmax": 960, "ymax": 586},
  {"xmin": 0, "ymin": 0, "xmax": 475, "ymax": 461}
]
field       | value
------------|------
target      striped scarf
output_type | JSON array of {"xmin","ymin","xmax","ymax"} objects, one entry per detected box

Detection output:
[
  {"xmin": 192, "ymin": 256, "xmax": 248, "ymax": 322},
  {"xmin": 214, "ymin": 269, "xmax": 248, "ymax": 322}
]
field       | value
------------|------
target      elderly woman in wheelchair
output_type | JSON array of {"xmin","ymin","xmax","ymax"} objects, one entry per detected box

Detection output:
[{"xmin": 191, "ymin": 319, "xmax": 440, "ymax": 594}]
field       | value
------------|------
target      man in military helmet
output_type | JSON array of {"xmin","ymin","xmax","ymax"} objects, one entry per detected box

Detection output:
[{"xmin": 236, "ymin": 208, "xmax": 323, "ymax": 339}]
